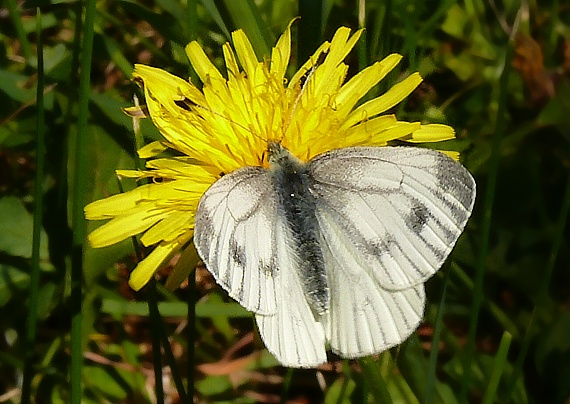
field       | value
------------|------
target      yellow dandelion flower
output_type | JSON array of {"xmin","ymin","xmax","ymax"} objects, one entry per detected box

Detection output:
[{"xmin": 85, "ymin": 24, "xmax": 475, "ymax": 367}]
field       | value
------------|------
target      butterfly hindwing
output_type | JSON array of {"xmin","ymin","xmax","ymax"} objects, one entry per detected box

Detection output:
[
  {"xmin": 194, "ymin": 167, "xmax": 280, "ymax": 315},
  {"xmin": 318, "ymin": 206, "xmax": 425, "ymax": 357},
  {"xmin": 309, "ymin": 146, "xmax": 475, "ymax": 291},
  {"xmin": 255, "ymin": 219, "xmax": 327, "ymax": 367}
]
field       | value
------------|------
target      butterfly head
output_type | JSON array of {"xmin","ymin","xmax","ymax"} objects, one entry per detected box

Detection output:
[
  {"xmin": 267, "ymin": 141, "xmax": 288, "ymax": 166},
  {"xmin": 266, "ymin": 141, "xmax": 305, "ymax": 171}
]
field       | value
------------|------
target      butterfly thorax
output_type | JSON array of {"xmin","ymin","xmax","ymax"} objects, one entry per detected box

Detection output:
[{"xmin": 268, "ymin": 142, "xmax": 330, "ymax": 316}]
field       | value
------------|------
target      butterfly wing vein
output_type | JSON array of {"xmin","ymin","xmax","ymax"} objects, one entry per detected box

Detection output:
[{"xmin": 194, "ymin": 167, "xmax": 280, "ymax": 315}]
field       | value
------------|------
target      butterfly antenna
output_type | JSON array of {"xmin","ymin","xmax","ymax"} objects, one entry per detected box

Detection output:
[
  {"xmin": 174, "ymin": 97, "xmax": 269, "ymax": 149},
  {"xmin": 174, "ymin": 98, "xmax": 250, "ymax": 134}
]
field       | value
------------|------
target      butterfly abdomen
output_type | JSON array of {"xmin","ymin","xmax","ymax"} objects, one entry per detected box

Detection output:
[{"xmin": 268, "ymin": 143, "xmax": 329, "ymax": 315}]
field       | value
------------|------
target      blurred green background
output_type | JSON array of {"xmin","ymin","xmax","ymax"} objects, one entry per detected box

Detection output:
[{"xmin": 1, "ymin": 0, "xmax": 570, "ymax": 403}]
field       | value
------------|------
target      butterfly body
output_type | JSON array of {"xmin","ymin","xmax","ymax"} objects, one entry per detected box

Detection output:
[
  {"xmin": 194, "ymin": 145, "xmax": 475, "ymax": 367},
  {"xmin": 268, "ymin": 142, "xmax": 329, "ymax": 315}
]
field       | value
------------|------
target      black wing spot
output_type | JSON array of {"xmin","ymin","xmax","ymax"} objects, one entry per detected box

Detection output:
[
  {"xmin": 406, "ymin": 202, "xmax": 429, "ymax": 232},
  {"xmin": 229, "ymin": 237, "xmax": 247, "ymax": 268}
]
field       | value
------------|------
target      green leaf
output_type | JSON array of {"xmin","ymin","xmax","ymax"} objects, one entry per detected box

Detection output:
[
  {"xmin": 482, "ymin": 332, "xmax": 512, "ymax": 404},
  {"xmin": 0, "ymin": 264, "xmax": 30, "ymax": 306},
  {"xmin": 358, "ymin": 356, "xmax": 393, "ymax": 403},
  {"xmin": 0, "ymin": 69, "xmax": 35, "ymax": 103},
  {"xmin": 324, "ymin": 376, "xmax": 355, "ymax": 404},
  {"xmin": 89, "ymin": 91, "xmax": 135, "ymax": 130},
  {"xmin": 84, "ymin": 365, "xmax": 129, "ymax": 400},
  {"xmin": 440, "ymin": 5, "xmax": 469, "ymax": 39},
  {"xmin": 0, "ymin": 197, "xmax": 49, "ymax": 259},
  {"xmin": 89, "ymin": 90, "xmax": 162, "ymax": 140},
  {"xmin": 39, "ymin": 43, "xmax": 68, "ymax": 72},
  {"xmin": 101, "ymin": 36, "xmax": 134, "ymax": 78},
  {"xmin": 82, "ymin": 124, "xmax": 136, "ymax": 286},
  {"xmin": 196, "ymin": 375, "xmax": 232, "ymax": 396}
]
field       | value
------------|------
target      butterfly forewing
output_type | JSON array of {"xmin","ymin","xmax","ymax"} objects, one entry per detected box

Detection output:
[
  {"xmin": 194, "ymin": 167, "xmax": 280, "ymax": 315},
  {"xmin": 309, "ymin": 146, "xmax": 476, "ymax": 291}
]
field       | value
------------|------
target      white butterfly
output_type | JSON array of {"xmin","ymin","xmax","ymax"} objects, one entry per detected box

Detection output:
[{"xmin": 193, "ymin": 142, "xmax": 475, "ymax": 367}]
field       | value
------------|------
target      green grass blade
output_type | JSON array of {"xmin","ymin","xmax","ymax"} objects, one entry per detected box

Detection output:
[
  {"xmin": 369, "ymin": 0, "xmax": 392, "ymax": 61},
  {"xmin": 126, "ymin": 100, "xmax": 166, "ymax": 402},
  {"xmin": 144, "ymin": 279, "xmax": 188, "ymax": 402},
  {"xmin": 425, "ymin": 270, "xmax": 451, "ymax": 404},
  {"xmin": 185, "ymin": 7, "xmax": 198, "ymax": 400},
  {"xmin": 185, "ymin": 0, "xmax": 198, "ymax": 42},
  {"xmin": 21, "ymin": 8, "xmax": 45, "ymax": 404},
  {"xmin": 417, "ymin": 0, "xmax": 454, "ymax": 39},
  {"xmin": 450, "ymin": 263, "xmax": 518, "ymax": 338},
  {"xmin": 459, "ymin": 36, "xmax": 515, "ymax": 402},
  {"xmin": 71, "ymin": 0, "xmax": 97, "ymax": 401},
  {"xmin": 399, "ymin": 2, "xmax": 419, "ymax": 69},
  {"xmin": 396, "ymin": 336, "xmax": 429, "ymax": 401},
  {"xmin": 359, "ymin": 356, "xmax": 393, "ymax": 403},
  {"xmin": 356, "ymin": 0, "xmax": 368, "ymax": 72},
  {"xmin": 222, "ymin": 0, "xmax": 273, "ymax": 58},
  {"xmin": 482, "ymin": 332, "xmax": 512, "ymax": 404},
  {"xmin": 200, "ymin": 0, "xmax": 231, "ymax": 39},
  {"xmin": 504, "ymin": 172, "xmax": 570, "ymax": 398},
  {"xmin": 102, "ymin": 36, "xmax": 134, "ymax": 78},
  {"xmin": 147, "ymin": 280, "xmax": 165, "ymax": 403},
  {"xmin": 6, "ymin": 0, "xmax": 33, "ymax": 62},
  {"xmin": 187, "ymin": 268, "xmax": 196, "ymax": 402},
  {"xmin": 280, "ymin": 368, "xmax": 294, "ymax": 403},
  {"xmin": 298, "ymin": 0, "xmax": 324, "ymax": 66},
  {"xmin": 159, "ymin": 308, "xmax": 188, "ymax": 401}
]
